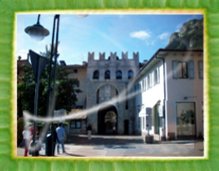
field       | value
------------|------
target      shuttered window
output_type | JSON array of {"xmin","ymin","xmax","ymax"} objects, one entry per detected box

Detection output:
[{"xmin": 172, "ymin": 60, "xmax": 194, "ymax": 79}]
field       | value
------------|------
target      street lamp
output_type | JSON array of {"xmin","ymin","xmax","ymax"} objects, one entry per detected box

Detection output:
[
  {"xmin": 44, "ymin": 14, "xmax": 60, "ymax": 156},
  {"xmin": 25, "ymin": 14, "xmax": 60, "ymax": 156},
  {"xmin": 25, "ymin": 14, "xmax": 49, "ymax": 41}
]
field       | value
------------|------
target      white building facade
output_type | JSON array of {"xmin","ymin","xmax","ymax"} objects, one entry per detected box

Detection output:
[{"xmin": 136, "ymin": 49, "xmax": 203, "ymax": 140}]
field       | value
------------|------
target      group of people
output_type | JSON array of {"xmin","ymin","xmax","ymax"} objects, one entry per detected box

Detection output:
[{"xmin": 22, "ymin": 123, "xmax": 66, "ymax": 156}]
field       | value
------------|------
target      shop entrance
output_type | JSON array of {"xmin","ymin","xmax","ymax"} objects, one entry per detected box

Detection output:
[{"xmin": 176, "ymin": 102, "xmax": 196, "ymax": 138}]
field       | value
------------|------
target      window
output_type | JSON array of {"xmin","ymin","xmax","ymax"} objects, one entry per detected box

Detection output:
[
  {"xmin": 135, "ymin": 83, "xmax": 141, "ymax": 92},
  {"xmin": 70, "ymin": 120, "xmax": 81, "ymax": 129},
  {"xmin": 125, "ymin": 91, "xmax": 129, "ymax": 109},
  {"xmin": 172, "ymin": 60, "xmax": 194, "ymax": 79},
  {"xmin": 105, "ymin": 70, "xmax": 110, "ymax": 79},
  {"xmin": 188, "ymin": 60, "xmax": 194, "ymax": 78},
  {"xmin": 142, "ymin": 78, "xmax": 146, "ymax": 91},
  {"xmin": 154, "ymin": 67, "xmax": 160, "ymax": 85},
  {"xmin": 146, "ymin": 74, "xmax": 152, "ymax": 89},
  {"xmin": 93, "ymin": 70, "xmax": 99, "ymax": 79},
  {"xmin": 142, "ymin": 117, "xmax": 145, "ymax": 130},
  {"xmin": 96, "ymin": 89, "xmax": 99, "ymax": 104},
  {"xmin": 125, "ymin": 98, "xmax": 128, "ymax": 109},
  {"xmin": 176, "ymin": 102, "xmax": 196, "ymax": 136},
  {"xmin": 128, "ymin": 70, "xmax": 134, "ymax": 79},
  {"xmin": 198, "ymin": 60, "xmax": 203, "ymax": 79},
  {"xmin": 116, "ymin": 70, "xmax": 122, "ymax": 79}
]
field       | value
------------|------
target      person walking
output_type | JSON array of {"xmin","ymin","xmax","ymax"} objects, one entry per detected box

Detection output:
[{"xmin": 56, "ymin": 123, "xmax": 66, "ymax": 154}]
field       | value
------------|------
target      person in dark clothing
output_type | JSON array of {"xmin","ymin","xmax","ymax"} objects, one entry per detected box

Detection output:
[
  {"xmin": 87, "ymin": 124, "xmax": 92, "ymax": 140},
  {"xmin": 45, "ymin": 124, "xmax": 57, "ymax": 156}
]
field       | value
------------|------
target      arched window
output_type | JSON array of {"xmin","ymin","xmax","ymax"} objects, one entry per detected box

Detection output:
[
  {"xmin": 105, "ymin": 70, "xmax": 110, "ymax": 79},
  {"xmin": 96, "ymin": 89, "xmax": 100, "ymax": 104},
  {"xmin": 93, "ymin": 70, "xmax": 99, "ymax": 79},
  {"xmin": 116, "ymin": 70, "xmax": 122, "ymax": 79},
  {"xmin": 128, "ymin": 70, "xmax": 134, "ymax": 79}
]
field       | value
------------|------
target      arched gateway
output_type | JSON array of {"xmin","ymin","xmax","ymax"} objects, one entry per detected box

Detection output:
[{"xmin": 98, "ymin": 105, "xmax": 118, "ymax": 134}]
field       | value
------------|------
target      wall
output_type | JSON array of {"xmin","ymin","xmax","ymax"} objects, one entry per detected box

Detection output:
[{"xmin": 165, "ymin": 51, "xmax": 203, "ymax": 138}]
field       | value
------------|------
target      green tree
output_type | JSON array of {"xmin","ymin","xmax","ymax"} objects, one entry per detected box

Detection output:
[
  {"xmin": 55, "ymin": 66, "xmax": 81, "ymax": 111},
  {"xmin": 17, "ymin": 65, "xmax": 36, "ymax": 117},
  {"xmin": 17, "ymin": 60, "xmax": 80, "ymax": 117}
]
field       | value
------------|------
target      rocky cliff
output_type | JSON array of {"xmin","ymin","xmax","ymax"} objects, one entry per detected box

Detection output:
[{"xmin": 166, "ymin": 18, "xmax": 203, "ymax": 50}]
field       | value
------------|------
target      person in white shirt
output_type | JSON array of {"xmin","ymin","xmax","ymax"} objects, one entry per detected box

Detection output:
[{"xmin": 22, "ymin": 125, "xmax": 32, "ymax": 156}]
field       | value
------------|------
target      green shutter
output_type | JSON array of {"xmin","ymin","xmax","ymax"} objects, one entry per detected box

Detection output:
[
  {"xmin": 172, "ymin": 60, "xmax": 178, "ymax": 79},
  {"xmin": 188, "ymin": 60, "xmax": 194, "ymax": 79}
]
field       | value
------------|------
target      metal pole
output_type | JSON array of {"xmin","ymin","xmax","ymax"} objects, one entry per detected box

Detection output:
[
  {"xmin": 26, "ymin": 51, "xmax": 41, "ymax": 156},
  {"xmin": 37, "ymin": 14, "xmax": 41, "ymax": 24},
  {"xmin": 47, "ymin": 15, "xmax": 60, "ymax": 114},
  {"xmin": 33, "ymin": 55, "xmax": 39, "ymax": 144},
  {"xmin": 45, "ymin": 14, "xmax": 60, "ymax": 156}
]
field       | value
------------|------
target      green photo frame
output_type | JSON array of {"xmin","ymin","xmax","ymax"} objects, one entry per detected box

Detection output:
[{"xmin": 0, "ymin": 0, "xmax": 218, "ymax": 170}]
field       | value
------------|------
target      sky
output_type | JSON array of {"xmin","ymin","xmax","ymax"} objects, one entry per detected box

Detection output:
[{"xmin": 16, "ymin": 13, "xmax": 203, "ymax": 65}]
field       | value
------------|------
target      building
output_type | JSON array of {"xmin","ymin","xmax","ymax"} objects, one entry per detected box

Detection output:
[
  {"xmin": 62, "ymin": 62, "xmax": 88, "ymax": 134},
  {"xmin": 64, "ymin": 52, "xmax": 139, "ymax": 135},
  {"xmin": 17, "ymin": 49, "xmax": 204, "ymax": 139},
  {"xmin": 135, "ymin": 49, "xmax": 203, "ymax": 141},
  {"xmin": 17, "ymin": 52, "xmax": 140, "ymax": 135}
]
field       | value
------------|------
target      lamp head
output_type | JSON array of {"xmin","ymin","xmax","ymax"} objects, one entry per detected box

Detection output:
[{"xmin": 25, "ymin": 15, "xmax": 49, "ymax": 41}]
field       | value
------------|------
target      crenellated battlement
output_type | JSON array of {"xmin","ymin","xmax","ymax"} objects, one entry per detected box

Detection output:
[
  {"xmin": 88, "ymin": 51, "xmax": 139, "ymax": 62},
  {"xmin": 88, "ymin": 52, "xmax": 95, "ymax": 61}
]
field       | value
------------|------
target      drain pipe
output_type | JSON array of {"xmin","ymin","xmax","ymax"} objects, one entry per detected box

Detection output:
[{"xmin": 156, "ymin": 55, "xmax": 167, "ymax": 140}]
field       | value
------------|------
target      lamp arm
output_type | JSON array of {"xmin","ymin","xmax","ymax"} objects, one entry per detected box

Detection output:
[{"xmin": 37, "ymin": 14, "xmax": 41, "ymax": 24}]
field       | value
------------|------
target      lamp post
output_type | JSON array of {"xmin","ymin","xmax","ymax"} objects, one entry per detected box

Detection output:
[
  {"xmin": 25, "ymin": 14, "xmax": 60, "ymax": 156},
  {"xmin": 45, "ymin": 14, "xmax": 60, "ymax": 156}
]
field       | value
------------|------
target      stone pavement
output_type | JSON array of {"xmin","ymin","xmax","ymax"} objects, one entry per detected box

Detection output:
[{"xmin": 17, "ymin": 134, "xmax": 204, "ymax": 158}]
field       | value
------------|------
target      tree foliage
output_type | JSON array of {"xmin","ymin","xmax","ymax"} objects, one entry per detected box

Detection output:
[
  {"xmin": 17, "ymin": 63, "xmax": 80, "ymax": 117},
  {"xmin": 55, "ymin": 66, "xmax": 81, "ymax": 111}
]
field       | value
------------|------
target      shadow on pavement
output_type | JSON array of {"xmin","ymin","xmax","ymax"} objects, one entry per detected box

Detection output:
[
  {"xmin": 62, "ymin": 152, "xmax": 85, "ymax": 157},
  {"xmin": 104, "ymin": 145, "xmax": 136, "ymax": 149},
  {"xmin": 66, "ymin": 135, "xmax": 144, "ymax": 146}
]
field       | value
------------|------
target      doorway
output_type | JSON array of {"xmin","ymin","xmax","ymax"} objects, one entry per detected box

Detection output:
[
  {"xmin": 153, "ymin": 103, "xmax": 160, "ymax": 135},
  {"xmin": 176, "ymin": 102, "xmax": 196, "ymax": 138},
  {"xmin": 98, "ymin": 106, "xmax": 117, "ymax": 134},
  {"xmin": 124, "ymin": 120, "xmax": 129, "ymax": 135}
]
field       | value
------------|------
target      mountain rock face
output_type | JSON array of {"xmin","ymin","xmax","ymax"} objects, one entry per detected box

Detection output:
[{"xmin": 166, "ymin": 18, "xmax": 203, "ymax": 50}]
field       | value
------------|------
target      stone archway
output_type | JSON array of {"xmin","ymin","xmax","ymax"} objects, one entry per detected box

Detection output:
[
  {"xmin": 96, "ymin": 84, "xmax": 118, "ymax": 104},
  {"xmin": 98, "ymin": 105, "xmax": 118, "ymax": 135}
]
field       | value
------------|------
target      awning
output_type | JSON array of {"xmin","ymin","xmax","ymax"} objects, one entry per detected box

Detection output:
[
  {"xmin": 139, "ymin": 107, "xmax": 152, "ymax": 117},
  {"xmin": 139, "ymin": 108, "xmax": 146, "ymax": 117}
]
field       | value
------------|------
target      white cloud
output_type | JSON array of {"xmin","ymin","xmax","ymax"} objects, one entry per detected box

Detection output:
[
  {"xmin": 158, "ymin": 32, "xmax": 170, "ymax": 40},
  {"xmin": 130, "ymin": 30, "xmax": 151, "ymax": 40}
]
